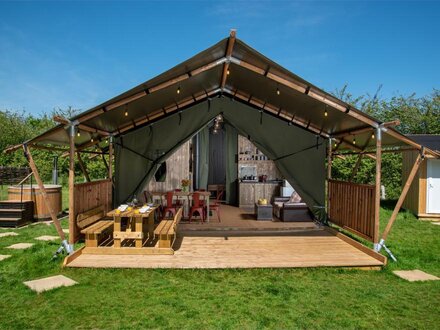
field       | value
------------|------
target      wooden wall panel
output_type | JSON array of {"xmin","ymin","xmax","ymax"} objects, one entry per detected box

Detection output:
[
  {"xmin": 145, "ymin": 141, "xmax": 191, "ymax": 193},
  {"xmin": 402, "ymin": 151, "xmax": 425, "ymax": 215},
  {"xmin": 328, "ymin": 179, "xmax": 376, "ymax": 242},
  {"xmin": 238, "ymin": 135, "xmax": 282, "ymax": 180}
]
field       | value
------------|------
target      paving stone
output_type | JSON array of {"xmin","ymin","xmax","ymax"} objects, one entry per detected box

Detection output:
[
  {"xmin": 393, "ymin": 269, "xmax": 440, "ymax": 282},
  {"xmin": 35, "ymin": 235, "xmax": 60, "ymax": 241},
  {"xmin": 0, "ymin": 255, "xmax": 11, "ymax": 261},
  {"xmin": 6, "ymin": 243, "xmax": 34, "ymax": 250},
  {"xmin": 0, "ymin": 232, "xmax": 18, "ymax": 238},
  {"xmin": 23, "ymin": 275, "xmax": 78, "ymax": 293}
]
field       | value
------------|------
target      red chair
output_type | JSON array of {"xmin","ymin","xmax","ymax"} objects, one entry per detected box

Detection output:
[
  {"xmin": 207, "ymin": 190, "xmax": 224, "ymax": 222},
  {"xmin": 162, "ymin": 191, "xmax": 179, "ymax": 219},
  {"xmin": 189, "ymin": 192, "xmax": 205, "ymax": 223}
]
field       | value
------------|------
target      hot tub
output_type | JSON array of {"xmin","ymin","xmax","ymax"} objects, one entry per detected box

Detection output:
[{"xmin": 8, "ymin": 184, "xmax": 62, "ymax": 220}]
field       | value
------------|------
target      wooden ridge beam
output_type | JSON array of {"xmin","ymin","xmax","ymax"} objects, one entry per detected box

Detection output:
[{"xmin": 220, "ymin": 30, "xmax": 236, "ymax": 89}]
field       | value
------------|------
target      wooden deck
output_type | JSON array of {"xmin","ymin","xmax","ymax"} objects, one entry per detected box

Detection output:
[
  {"xmin": 65, "ymin": 227, "xmax": 386, "ymax": 269},
  {"xmin": 179, "ymin": 205, "xmax": 317, "ymax": 231}
]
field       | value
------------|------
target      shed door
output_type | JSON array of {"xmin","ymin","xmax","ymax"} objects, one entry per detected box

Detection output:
[{"xmin": 427, "ymin": 159, "xmax": 440, "ymax": 214}]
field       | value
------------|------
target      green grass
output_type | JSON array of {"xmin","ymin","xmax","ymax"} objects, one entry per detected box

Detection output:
[{"xmin": 0, "ymin": 204, "xmax": 439, "ymax": 329}]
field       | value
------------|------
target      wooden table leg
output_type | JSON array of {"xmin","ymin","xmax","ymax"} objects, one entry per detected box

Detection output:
[
  {"xmin": 135, "ymin": 217, "xmax": 143, "ymax": 248},
  {"xmin": 113, "ymin": 216, "xmax": 121, "ymax": 248}
]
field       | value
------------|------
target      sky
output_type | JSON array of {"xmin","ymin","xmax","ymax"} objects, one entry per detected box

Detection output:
[{"xmin": 0, "ymin": 0, "xmax": 439, "ymax": 116}]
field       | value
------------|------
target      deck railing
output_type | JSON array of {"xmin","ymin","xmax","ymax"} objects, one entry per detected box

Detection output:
[{"xmin": 328, "ymin": 179, "xmax": 377, "ymax": 242}]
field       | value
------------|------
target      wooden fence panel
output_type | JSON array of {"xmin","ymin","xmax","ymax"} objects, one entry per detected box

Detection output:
[
  {"xmin": 328, "ymin": 179, "xmax": 377, "ymax": 242},
  {"xmin": 72, "ymin": 179, "xmax": 112, "ymax": 242}
]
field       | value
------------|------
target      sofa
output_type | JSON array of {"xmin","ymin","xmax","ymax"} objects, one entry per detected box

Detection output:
[{"xmin": 272, "ymin": 197, "xmax": 312, "ymax": 222}]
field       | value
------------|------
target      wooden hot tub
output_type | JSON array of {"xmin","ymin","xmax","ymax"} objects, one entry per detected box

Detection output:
[{"xmin": 8, "ymin": 184, "xmax": 62, "ymax": 220}]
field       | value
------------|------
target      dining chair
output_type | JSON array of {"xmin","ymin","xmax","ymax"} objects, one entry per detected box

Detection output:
[
  {"xmin": 207, "ymin": 189, "xmax": 224, "ymax": 222},
  {"xmin": 162, "ymin": 191, "xmax": 179, "ymax": 219},
  {"xmin": 189, "ymin": 192, "xmax": 205, "ymax": 223}
]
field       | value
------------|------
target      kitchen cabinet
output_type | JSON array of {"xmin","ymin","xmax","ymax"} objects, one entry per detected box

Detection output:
[{"xmin": 239, "ymin": 183, "xmax": 280, "ymax": 208}]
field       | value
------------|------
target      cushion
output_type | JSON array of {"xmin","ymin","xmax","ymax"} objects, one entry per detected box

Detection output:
[{"xmin": 289, "ymin": 191, "xmax": 302, "ymax": 203}]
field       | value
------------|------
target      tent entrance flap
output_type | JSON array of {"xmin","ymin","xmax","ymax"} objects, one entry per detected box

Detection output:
[{"xmin": 114, "ymin": 98, "xmax": 326, "ymax": 220}]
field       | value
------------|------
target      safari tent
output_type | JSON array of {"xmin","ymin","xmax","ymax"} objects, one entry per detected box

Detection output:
[{"xmin": 5, "ymin": 31, "xmax": 439, "ymax": 268}]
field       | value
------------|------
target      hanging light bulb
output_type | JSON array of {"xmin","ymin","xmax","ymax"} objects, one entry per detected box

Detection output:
[
  {"xmin": 77, "ymin": 131, "xmax": 80, "ymax": 137},
  {"xmin": 91, "ymin": 138, "xmax": 94, "ymax": 143},
  {"xmin": 353, "ymin": 136, "xmax": 356, "ymax": 145},
  {"xmin": 124, "ymin": 104, "xmax": 128, "ymax": 117},
  {"xmin": 324, "ymin": 107, "xmax": 328, "ymax": 117},
  {"xmin": 372, "ymin": 132, "xmax": 375, "ymax": 139},
  {"xmin": 177, "ymin": 86, "xmax": 181, "ymax": 94},
  {"xmin": 334, "ymin": 142, "xmax": 337, "ymax": 148},
  {"xmin": 276, "ymin": 88, "xmax": 280, "ymax": 96},
  {"xmin": 227, "ymin": 69, "xmax": 230, "ymax": 75}
]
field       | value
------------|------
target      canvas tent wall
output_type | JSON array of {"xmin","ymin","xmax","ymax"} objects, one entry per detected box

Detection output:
[{"xmin": 114, "ymin": 97, "xmax": 326, "ymax": 215}]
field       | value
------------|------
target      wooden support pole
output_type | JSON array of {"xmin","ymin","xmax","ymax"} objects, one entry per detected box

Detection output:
[
  {"xmin": 349, "ymin": 154, "xmax": 363, "ymax": 182},
  {"xmin": 373, "ymin": 127, "xmax": 382, "ymax": 247},
  {"xmin": 68, "ymin": 125, "xmax": 76, "ymax": 246},
  {"xmin": 327, "ymin": 138, "xmax": 333, "ymax": 180},
  {"xmin": 327, "ymin": 138, "xmax": 333, "ymax": 218},
  {"xmin": 77, "ymin": 152, "xmax": 91, "ymax": 182},
  {"xmin": 108, "ymin": 136, "xmax": 113, "ymax": 181},
  {"xmin": 380, "ymin": 152, "xmax": 423, "ymax": 243},
  {"xmin": 23, "ymin": 145, "xmax": 66, "ymax": 242}
]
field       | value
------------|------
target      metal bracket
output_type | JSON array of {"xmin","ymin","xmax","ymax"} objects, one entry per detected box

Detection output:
[
  {"xmin": 52, "ymin": 240, "xmax": 74, "ymax": 260},
  {"xmin": 375, "ymin": 238, "xmax": 397, "ymax": 262}
]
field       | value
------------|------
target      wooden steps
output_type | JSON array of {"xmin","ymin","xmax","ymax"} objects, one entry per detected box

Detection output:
[{"xmin": 0, "ymin": 201, "xmax": 34, "ymax": 228}]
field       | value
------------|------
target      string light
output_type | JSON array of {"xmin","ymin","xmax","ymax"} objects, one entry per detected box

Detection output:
[
  {"xmin": 77, "ymin": 131, "xmax": 80, "ymax": 137},
  {"xmin": 352, "ymin": 137, "xmax": 356, "ymax": 145},
  {"xmin": 91, "ymin": 138, "xmax": 94, "ymax": 143},
  {"xmin": 276, "ymin": 88, "xmax": 280, "ymax": 96},
  {"xmin": 177, "ymin": 86, "xmax": 181, "ymax": 94},
  {"xmin": 124, "ymin": 104, "xmax": 128, "ymax": 117},
  {"xmin": 324, "ymin": 107, "xmax": 328, "ymax": 117},
  {"xmin": 227, "ymin": 69, "xmax": 230, "ymax": 75},
  {"xmin": 372, "ymin": 132, "xmax": 375, "ymax": 139}
]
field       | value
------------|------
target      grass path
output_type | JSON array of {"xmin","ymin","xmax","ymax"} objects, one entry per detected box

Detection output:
[{"xmin": 0, "ymin": 204, "xmax": 439, "ymax": 329}]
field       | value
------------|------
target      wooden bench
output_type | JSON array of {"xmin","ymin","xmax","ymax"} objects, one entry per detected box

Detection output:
[
  {"xmin": 154, "ymin": 208, "xmax": 182, "ymax": 248},
  {"xmin": 78, "ymin": 206, "xmax": 113, "ymax": 248}
]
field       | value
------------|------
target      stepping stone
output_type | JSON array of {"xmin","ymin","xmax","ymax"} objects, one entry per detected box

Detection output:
[
  {"xmin": 0, "ymin": 232, "xmax": 18, "ymax": 238},
  {"xmin": 6, "ymin": 243, "xmax": 34, "ymax": 250},
  {"xmin": 62, "ymin": 229, "xmax": 69, "ymax": 234},
  {"xmin": 35, "ymin": 235, "xmax": 59, "ymax": 241},
  {"xmin": 0, "ymin": 255, "xmax": 11, "ymax": 261},
  {"xmin": 23, "ymin": 275, "xmax": 78, "ymax": 293},
  {"xmin": 393, "ymin": 270, "xmax": 440, "ymax": 282}
]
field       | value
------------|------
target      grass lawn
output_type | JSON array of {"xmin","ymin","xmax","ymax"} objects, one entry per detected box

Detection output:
[{"xmin": 0, "ymin": 202, "xmax": 439, "ymax": 329}]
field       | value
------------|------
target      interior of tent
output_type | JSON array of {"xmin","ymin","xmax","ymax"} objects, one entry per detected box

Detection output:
[{"xmin": 6, "ymin": 30, "xmax": 438, "ymax": 268}]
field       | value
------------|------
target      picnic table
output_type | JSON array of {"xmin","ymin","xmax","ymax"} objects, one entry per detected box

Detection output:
[{"xmin": 107, "ymin": 205, "xmax": 158, "ymax": 248}]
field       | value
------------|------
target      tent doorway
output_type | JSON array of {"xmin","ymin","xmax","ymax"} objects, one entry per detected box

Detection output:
[{"xmin": 208, "ymin": 127, "xmax": 226, "ymax": 187}]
